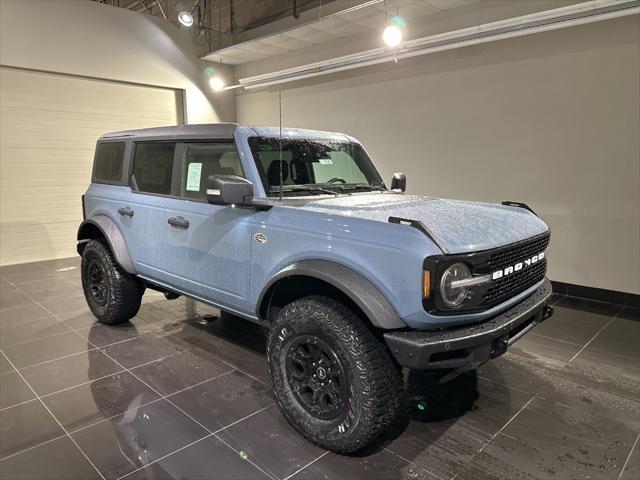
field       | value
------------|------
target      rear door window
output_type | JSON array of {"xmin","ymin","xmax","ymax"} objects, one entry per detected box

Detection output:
[
  {"xmin": 132, "ymin": 142, "xmax": 176, "ymax": 195},
  {"xmin": 93, "ymin": 142, "xmax": 125, "ymax": 183}
]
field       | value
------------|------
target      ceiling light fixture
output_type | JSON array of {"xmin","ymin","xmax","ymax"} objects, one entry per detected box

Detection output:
[
  {"xmin": 177, "ymin": 0, "xmax": 200, "ymax": 27},
  {"xmin": 178, "ymin": 10, "xmax": 194, "ymax": 27},
  {"xmin": 383, "ymin": 25, "xmax": 402, "ymax": 47},
  {"xmin": 209, "ymin": 76, "xmax": 225, "ymax": 92},
  {"xmin": 382, "ymin": 3, "xmax": 404, "ymax": 48}
]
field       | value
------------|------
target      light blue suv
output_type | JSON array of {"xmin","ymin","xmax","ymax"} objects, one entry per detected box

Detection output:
[{"xmin": 78, "ymin": 123, "xmax": 553, "ymax": 453}]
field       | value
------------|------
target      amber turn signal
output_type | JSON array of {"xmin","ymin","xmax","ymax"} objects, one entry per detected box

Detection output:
[{"xmin": 423, "ymin": 270, "xmax": 430, "ymax": 299}]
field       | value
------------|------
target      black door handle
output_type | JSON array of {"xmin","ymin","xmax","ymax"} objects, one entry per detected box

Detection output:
[
  {"xmin": 118, "ymin": 207, "xmax": 134, "ymax": 217},
  {"xmin": 168, "ymin": 216, "xmax": 189, "ymax": 229}
]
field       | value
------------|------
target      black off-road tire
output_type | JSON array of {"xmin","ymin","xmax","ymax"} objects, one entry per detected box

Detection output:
[
  {"xmin": 267, "ymin": 295, "xmax": 404, "ymax": 453},
  {"xmin": 81, "ymin": 240, "xmax": 142, "ymax": 325}
]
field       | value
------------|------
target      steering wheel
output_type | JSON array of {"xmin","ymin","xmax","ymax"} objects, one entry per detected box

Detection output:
[{"xmin": 327, "ymin": 177, "xmax": 346, "ymax": 184}]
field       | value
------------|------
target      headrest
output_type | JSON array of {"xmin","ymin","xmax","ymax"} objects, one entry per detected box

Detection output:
[{"xmin": 267, "ymin": 160, "xmax": 289, "ymax": 187}]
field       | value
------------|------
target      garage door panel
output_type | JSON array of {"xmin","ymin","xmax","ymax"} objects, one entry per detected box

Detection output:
[
  {"xmin": 1, "ymin": 188, "xmax": 86, "ymax": 198},
  {"xmin": 2, "ymin": 192, "xmax": 84, "ymax": 208},
  {"xmin": 1, "ymin": 115, "xmax": 177, "ymax": 138},
  {"xmin": 2, "ymin": 107, "xmax": 178, "ymax": 125},
  {"xmin": 1, "ymin": 116, "xmax": 176, "ymax": 134},
  {"xmin": 0, "ymin": 99, "xmax": 179, "ymax": 116},
  {"xmin": 1, "ymin": 70, "xmax": 181, "ymax": 115},
  {"xmin": 1, "ymin": 169, "xmax": 92, "ymax": 181},
  {"xmin": 0, "ymin": 221, "xmax": 80, "ymax": 265},
  {"xmin": 0, "ymin": 67, "xmax": 183, "ymax": 265},
  {"xmin": 1, "ymin": 170, "xmax": 92, "ymax": 184},
  {"xmin": 1, "ymin": 172, "xmax": 92, "ymax": 185}
]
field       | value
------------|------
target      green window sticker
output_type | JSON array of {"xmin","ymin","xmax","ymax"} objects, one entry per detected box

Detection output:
[{"xmin": 186, "ymin": 163, "xmax": 202, "ymax": 191}]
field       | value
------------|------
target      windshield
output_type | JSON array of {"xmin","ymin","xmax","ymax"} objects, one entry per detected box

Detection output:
[{"xmin": 248, "ymin": 136, "xmax": 385, "ymax": 197}]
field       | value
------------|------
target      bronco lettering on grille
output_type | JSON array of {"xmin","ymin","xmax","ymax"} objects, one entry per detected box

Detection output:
[{"xmin": 491, "ymin": 251, "xmax": 545, "ymax": 280}]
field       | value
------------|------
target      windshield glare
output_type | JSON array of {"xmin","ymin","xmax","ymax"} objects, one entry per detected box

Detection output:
[{"xmin": 248, "ymin": 136, "xmax": 385, "ymax": 196}]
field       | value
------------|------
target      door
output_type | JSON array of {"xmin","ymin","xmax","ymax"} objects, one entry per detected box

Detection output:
[
  {"xmin": 119, "ymin": 141, "xmax": 178, "ymax": 283},
  {"xmin": 0, "ymin": 66, "xmax": 183, "ymax": 265},
  {"xmin": 127, "ymin": 140, "xmax": 254, "ymax": 314}
]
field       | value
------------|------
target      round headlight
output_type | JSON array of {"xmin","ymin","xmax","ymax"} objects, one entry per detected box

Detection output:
[{"xmin": 440, "ymin": 263, "xmax": 472, "ymax": 308}]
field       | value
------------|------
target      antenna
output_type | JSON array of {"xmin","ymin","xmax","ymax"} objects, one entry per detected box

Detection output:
[{"xmin": 278, "ymin": 86, "xmax": 283, "ymax": 202}]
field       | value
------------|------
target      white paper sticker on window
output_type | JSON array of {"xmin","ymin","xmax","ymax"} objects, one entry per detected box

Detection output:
[
  {"xmin": 319, "ymin": 158, "xmax": 333, "ymax": 165},
  {"xmin": 186, "ymin": 163, "xmax": 202, "ymax": 191}
]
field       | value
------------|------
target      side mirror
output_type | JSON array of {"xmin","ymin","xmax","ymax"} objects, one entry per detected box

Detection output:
[
  {"xmin": 391, "ymin": 172, "xmax": 406, "ymax": 192},
  {"xmin": 207, "ymin": 175, "xmax": 253, "ymax": 206}
]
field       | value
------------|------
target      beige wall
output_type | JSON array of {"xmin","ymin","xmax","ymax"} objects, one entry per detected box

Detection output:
[
  {"xmin": 236, "ymin": 16, "xmax": 640, "ymax": 295},
  {"xmin": 0, "ymin": 0, "xmax": 235, "ymax": 124}
]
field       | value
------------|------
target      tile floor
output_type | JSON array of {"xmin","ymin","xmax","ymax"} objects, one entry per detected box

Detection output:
[{"xmin": 0, "ymin": 257, "xmax": 638, "ymax": 480}]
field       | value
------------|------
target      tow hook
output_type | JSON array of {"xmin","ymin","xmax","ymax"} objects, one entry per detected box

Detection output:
[{"xmin": 542, "ymin": 305, "xmax": 554, "ymax": 321}]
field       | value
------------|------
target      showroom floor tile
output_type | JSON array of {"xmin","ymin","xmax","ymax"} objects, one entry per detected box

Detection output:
[{"xmin": 0, "ymin": 258, "xmax": 638, "ymax": 480}]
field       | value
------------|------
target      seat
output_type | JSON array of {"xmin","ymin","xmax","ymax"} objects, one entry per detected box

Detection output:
[
  {"xmin": 267, "ymin": 160, "xmax": 289, "ymax": 188},
  {"xmin": 219, "ymin": 167, "xmax": 236, "ymax": 176}
]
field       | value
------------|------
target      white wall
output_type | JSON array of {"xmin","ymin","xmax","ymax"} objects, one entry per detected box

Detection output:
[
  {"xmin": 0, "ymin": 0, "xmax": 235, "ymax": 123},
  {"xmin": 236, "ymin": 16, "xmax": 640, "ymax": 295}
]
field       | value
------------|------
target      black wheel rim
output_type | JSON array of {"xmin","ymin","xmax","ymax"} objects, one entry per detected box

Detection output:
[
  {"xmin": 285, "ymin": 334, "xmax": 349, "ymax": 420},
  {"xmin": 87, "ymin": 260, "xmax": 108, "ymax": 307}
]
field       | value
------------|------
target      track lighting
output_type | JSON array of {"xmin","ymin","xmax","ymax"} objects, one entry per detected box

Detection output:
[
  {"xmin": 178, "ymin": 0, "xmax": 200, "ymax": 27},
  {"xmin": 178, "ymin": 10, "xmax": 194, "ymax": 27}
]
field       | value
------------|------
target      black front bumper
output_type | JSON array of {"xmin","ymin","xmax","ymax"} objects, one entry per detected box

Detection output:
[{"xmin": 384, "ymin": 278, "xmax": 553, "ymax": 370}]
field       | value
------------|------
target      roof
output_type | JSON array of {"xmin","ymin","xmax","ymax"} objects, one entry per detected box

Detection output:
[
  {"xmin": 99, "ymin": 123, "xmax": 239, "ymax": 141},
  {"xmin": 98, "ymin": 123, "xmax": 356, "ymax": 143},
  {"xmin": 245, "ymin": 126, "xmax": 353, "ymax": 142}
]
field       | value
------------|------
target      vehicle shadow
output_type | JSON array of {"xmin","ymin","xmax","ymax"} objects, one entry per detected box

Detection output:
[
  {"xmin": 357, "ymin": 368, "xmax": 481, "ymax": 456},
  {"xmin": 182, "ymin": 310, "xmax": 268, "ymax": 356}
]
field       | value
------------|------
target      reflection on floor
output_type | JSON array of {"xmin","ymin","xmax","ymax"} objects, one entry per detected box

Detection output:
[{"xmin": 0, "ymin": 257, "xmax": 638, "ymax": 480}]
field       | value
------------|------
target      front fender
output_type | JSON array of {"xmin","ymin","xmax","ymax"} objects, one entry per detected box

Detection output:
[
  {"xmin": 257, "ymin": 259, "xmax": 406, "ymax": 330},
  {"xmin": 77, "ymin": 215, "xmax": 136, "ymax": 274}
]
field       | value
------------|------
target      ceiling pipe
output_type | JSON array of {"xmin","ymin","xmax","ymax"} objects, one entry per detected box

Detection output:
[
  {"xmin": 126, "ymin": 0, "xmax": 160, "ymax": 13},
  {"xmin": 155, "ymin": 0, "xmax": 168, "ymax": 20},
  {"xmin": 227, "ymin": 0, "xmax": 639, "ymax": 91},
  {"xmin": 293, "ymin": 0, "xmax": 299, "ymax": 19},
  {"xmin": 126, "ymin": 0, "xmax": 146, "ymax": 10}
]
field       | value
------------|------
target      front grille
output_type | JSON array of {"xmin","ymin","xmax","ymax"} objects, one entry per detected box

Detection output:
[
  {"xmin": 423, "ymin": 231, "xmax": 550, "ymax": 314},
  {"xmin": 483, "ymin": 260, "xmax": 546, "ymax": 307},
  {"xmin": 482, "ymin": 232, "xmax": 550, "ymax": 308},
  {"xmin": 486, "ymin": 233, "xmax": 550, "ymax": 271}
]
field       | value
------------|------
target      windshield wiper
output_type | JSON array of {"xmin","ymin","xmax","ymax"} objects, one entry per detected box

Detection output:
[
  {"xmin": 341, "ymin": 184, "xmax": 387, "ymax": 192},
  {"xmin": 270, "ymin": 185, "xmax": 340, "ymax": 196}
]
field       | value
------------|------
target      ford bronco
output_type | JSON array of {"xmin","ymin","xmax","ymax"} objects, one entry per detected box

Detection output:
[{"xmin": 78, "ymin": 123, "xmax": 553, "ymax": 453}]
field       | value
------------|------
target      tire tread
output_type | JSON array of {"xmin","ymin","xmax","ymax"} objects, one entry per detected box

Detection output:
[
  {"xmin": 267, "ymin": 295, "xmax": 404, "ymax": 453},
  {"xmin": 81, "ymin": 240, "xmax": 142, "ymax": 325}
]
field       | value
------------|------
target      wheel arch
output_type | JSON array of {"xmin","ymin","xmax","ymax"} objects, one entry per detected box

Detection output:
[
  {"xmin": 77, "ymin": 215, "xmax": 136, "ymax": 274},
  {"xmin": 257, "ymin": 260, "xmax": 406, "ymax": 330}
]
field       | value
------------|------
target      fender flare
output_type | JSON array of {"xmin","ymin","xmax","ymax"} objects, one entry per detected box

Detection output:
[
  {"xmin": 77, "ymin": 215, "xmax": 136, "ymax": 274},
  {"xmin": 257, "ymin": 260, "xmax": 406, "ymax": 330}
]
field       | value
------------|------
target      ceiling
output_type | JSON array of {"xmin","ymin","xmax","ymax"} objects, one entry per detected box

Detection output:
[{"xmin": 203, "ymin": 0, "xmax": 481, "ymax": 65}]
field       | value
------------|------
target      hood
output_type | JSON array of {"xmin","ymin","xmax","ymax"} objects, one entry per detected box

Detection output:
[{"xmin": 299, "ymin": 193, "xmax": 549, "ymax": 254}]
